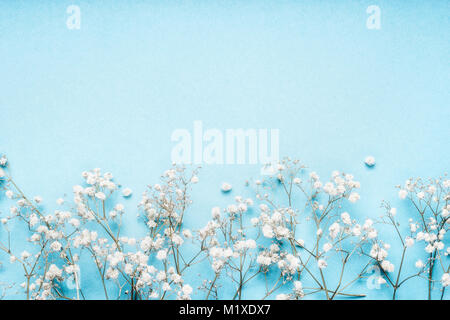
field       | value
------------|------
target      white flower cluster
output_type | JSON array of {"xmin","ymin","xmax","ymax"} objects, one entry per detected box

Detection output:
[
  {"xmin": 367, "ymin": 176, "xmax": 450, "ymax": 299},
  {"xmin": 0, "ymin": 155, "xmax": 448, "ymax": 300}
]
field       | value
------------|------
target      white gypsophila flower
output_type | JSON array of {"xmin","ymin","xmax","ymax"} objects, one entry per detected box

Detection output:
[
  {"xmin": 370, "ymin": 244, "xmax": 388, "ymax": 261},
  {"xmin": 293, "ymin": 281, "xmax": 304, "ymax": 296},
  {"xmin": 262, "ymin": 224, "xmax": 274, "ymax": 238},
  {"xmin": 442, "ymin": 208, "xmax": 449, "ymax": 218},
  {"xmin": 156, "ymin": 249, "xmax": 168, "ymax": 260},
  {"xmin": 211, "ymin": 207, "xmax": 221, "ymax": 219},
  {"xmin": 122, "ymin": 188, "xmax": 132, "ymax": 197},
  {"xmin": 95, "ymin": 192, "xmax": 106, "ymax": 200},
  {"xmin": 441, "ymin": 273, "xmax": 450, "ymax": 287},
  {"xmin": 398, "ymin": 189, "xmax": 408, "ymax": 200},
  {"xmin": 348, "ymin": 192, "xmax": 360, "ymax": 203},
  {"xmin": 182, "ymin": 229, "xmax": 192, "ymax": 238},
  {"xmin": 276, "ymin": 293, "xmax": 290, "ymax": 300},
  {"xmin": 323, "ymin": 243, "xmax": 333, "ymax": 252},
  {"xmin": 317, "ymin": 259, "xmax": 327, "ymax": 269},
  {"xmin": 0, "ymin": 155, "xmax": 7, "ymax": 166},
  {"xmin": 180, "ymin": 284, "xmax": 193, "ymax": 299},
  {"xmin": 190, "ymin": 176, "xmax": 199, "ymax": 184},
  {"xmin": 329, "ymin": 222, "xmax": 340, "ymax": 239},
  {"xmin": 227, "ymin": 204, "xmax": 238, "ymax": 214},
  {"xmin": 364, "ymin": 156, "xmax": 376, "ymax": 167},
  {"xmin": 50, "ymin": 241, "xmax": 62, "ymax": 252},
  {"xmin": 238, "ymin": 203, "xmax": 247, "ymax": 212},
  {"xmin": 221, "ymin": 182, "xmax": 232, "ymax": 192},
  {"xmin": 46, "ymin": 264, "xmax": 62, "ymax": 281},
  {"xmin": 106, "ymin": 268, "xmax": 119, "ymax": 280},
  {"xmin": 425, "ymin": 244, "xmax": 435, "ymax": 253},
  {"xmin": 256, "ymin": 253, "xmax": 272, "ymax": 266},
  {"xmin": 405, "ymin": 237, "xmax": 415, "ymax": 248},
  {"xmin": 341, "ymin": 212, "xmax": 351, "ymax": 225},
  {"xmin": 381, "ymin": 260, "xmax": 395, "ymax": 273},
  {"xmin": 21, "ymin": 251, "xmax": 31, "ymax": 260},
  {"xmin": 415, "ymin": 260, "xmax": 424, "ymax": 269}
]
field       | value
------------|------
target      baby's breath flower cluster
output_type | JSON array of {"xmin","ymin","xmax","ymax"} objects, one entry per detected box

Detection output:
[
  {"xmin": 0, "ymin": 154, "xmax": 448, "ymax": 300},
  {"xmin": 363, "ymin": 176, "xmax": 449, "ymax": 299},
  {"xmin": 0, "ymin": 157, "xmax": 198, "ymax": 300},
  {"xmin": 247, "ymin": 159, "xmax": 374, "ymax": 299}
]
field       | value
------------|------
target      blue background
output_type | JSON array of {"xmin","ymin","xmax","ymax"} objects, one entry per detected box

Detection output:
[{"xmin": 0, "ymin": 0, "xmax": 449, "ymax": 299}]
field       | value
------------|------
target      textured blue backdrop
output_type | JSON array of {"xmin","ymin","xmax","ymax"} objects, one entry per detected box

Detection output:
[{"xmin": 0, "ymin": 0, "xmax": 449, "ymax": 299}]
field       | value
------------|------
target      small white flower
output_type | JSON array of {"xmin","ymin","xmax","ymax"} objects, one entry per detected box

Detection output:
[
  {"xmin": 122, "ymin": 188, "xmax": 132, "ymax": 197},
  {"xmin": 211, "ymin": 207, "xmax": 221, "ymax": 219},
  {"xmin": 95, "ymin": 192, "xmax": 106, "ymax": 200},
  {"xmin": 276, "ymin": 293, "xmax": 290, "ymax": 300},
  {"xmin": 0, "ymin": 155, "xmax": 7, "ymax": 166},
  {"xmin": 293, "ymin": 281, "xmax": 303, "ymax": 294},
  {"xmin": 46, "ymin": 264, "xmax": 62, "ymax": 280},
  {"xmin": 156, "ymin": 250, "xmax": 167, "ymax": 260},
  {"xmin": 221, "ymin": 182, "xmax": 232, "ymax": 192},
  {"xmin": 50, "ymin": 241, "xmax": 62, "ymax": 252},
  {"xmin": 364, "ymin": 156, "xmax": 376, "ymax": 167},
  {"xmin": 389, "ymin": 208, "xmax": 397, "ymax": 216},
  {"xmin": 296, "ymin": 239, "xmax": 305, "ymax": 247},
  {"xmin": 262, "ymin": 225, "xmax": 274, "ymax": 238},
  {"xmin": 33, "ymin": 196, "xmax": 43, "ymax": 204},
  {"xmin": 181, "ymin": 284, "xmax": 193, "ymax": 296},
  {"xmin": 441, "ymin": 273, "xmax": 450, "ymax": 287},
  {"xmin": 323, "ymin": 243, "xmax": 333, "ymax": 252},
  {"xmin": 348, "ymin": 192, "xmax": 360, "ymax": 203},
  {"xmin": 415, "ymin": 259, "xmax": 424, "ymax": 269},
  {"xmin": 341, "ymin": 212, "xmax": 352, "ymax": 225},
  {"xmin": 190, "ymin": 176, "xmax": 199, "ymax": 184},
  {"xmin": 69, "ymin": 218, "xmax": 80, "ymax": 228},
  {"xmin": 398, "ymin": 189, "xmax": 408, "ymax": 200},
  {"xmin": 317, "ymin": 259, "xmax": 327, "ymax": 269},
  {"xmin": 329, "ymin": 222, "xmax": 341, "ymax": 239},
  {"xmin": 182, "ymin": 229, "xmax": 192, "ymax": 238},
  {"xmin": 381, "ymin": 260, "xmax": 395, "ymax": 273},
  {"xmin": 21, "ymin": 251, "xmax": 31, "ymax": 260},
  {"xmin": 405, "ymin": 237, "xmax": 414, "ymax": 248}
]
